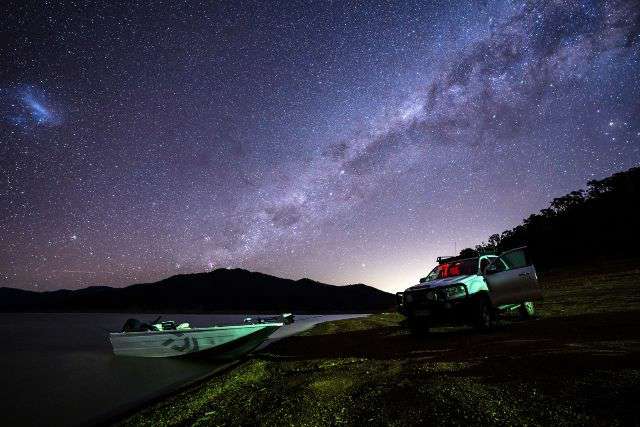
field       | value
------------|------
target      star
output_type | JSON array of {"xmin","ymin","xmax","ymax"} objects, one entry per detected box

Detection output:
[{"xmin": 1, "ymin": 0, "xmax": 638, "ymax": 292}]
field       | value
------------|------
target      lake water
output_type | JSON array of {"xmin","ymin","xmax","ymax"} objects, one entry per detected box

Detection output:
[{"xmin": 0, "ymin": 312, "xmax": 366, "ymax": 427}]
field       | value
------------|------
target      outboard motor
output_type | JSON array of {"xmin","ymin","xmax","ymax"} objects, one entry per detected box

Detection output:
[{"xmin": 121, "ymin": 318, "xmax": 156, "ymax": 332}]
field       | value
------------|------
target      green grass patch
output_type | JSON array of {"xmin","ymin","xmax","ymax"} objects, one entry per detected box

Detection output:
[{"xmin": 300, "ymin": 312, "xmax": 403, "ymax": 336}]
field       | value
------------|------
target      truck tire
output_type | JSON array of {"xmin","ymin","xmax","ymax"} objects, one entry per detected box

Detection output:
[
  {"xmin": 408, "ymin": 316, "xmax": 430, "ymax": 336},
  {"xmin": 473, "ymin": 296, "xmax": 494, "ymax": 331},
  {"xmin": 518, "ymin": 301, "xmax": 536, "ymax": 319}
]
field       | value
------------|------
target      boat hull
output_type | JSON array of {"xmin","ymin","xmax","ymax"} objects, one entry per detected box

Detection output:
[{"xmin": 109, "ymin": 323, "xmax": 282, "ymax": 358}]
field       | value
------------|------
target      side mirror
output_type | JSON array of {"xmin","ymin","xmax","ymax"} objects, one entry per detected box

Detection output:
[
  {"xmin": 419, "ymin": 277, "xmax": 427, "ymax": 283},
  {"xmin": 484, "ymin": 264, "xmax": 498, "ymax": 275}
]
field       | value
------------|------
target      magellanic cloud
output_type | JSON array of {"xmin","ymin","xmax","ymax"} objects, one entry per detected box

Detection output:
[{"xmin": 1, "ymin": 86, "xmax": 62, "ymax": 129}]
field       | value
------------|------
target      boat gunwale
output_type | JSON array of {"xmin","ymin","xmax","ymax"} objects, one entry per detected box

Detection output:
[{"xmin": 109, "ymin": 322, "xmax": 283, "ymax": 337}]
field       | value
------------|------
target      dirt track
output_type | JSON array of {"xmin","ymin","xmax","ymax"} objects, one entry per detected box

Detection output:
[{"xmin": 266, "ymin": 310, "xmax": 640, "ymax": 370}]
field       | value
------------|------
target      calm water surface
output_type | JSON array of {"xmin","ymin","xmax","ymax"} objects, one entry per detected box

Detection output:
[{"xmin": 0, "ymin": 312, "xmax": 365, "ymax": 427}]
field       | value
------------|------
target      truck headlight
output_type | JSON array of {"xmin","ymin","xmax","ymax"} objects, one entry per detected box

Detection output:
[{"xmin": 444, "ymin": 285, "xmax": 466, "ymax": 300}]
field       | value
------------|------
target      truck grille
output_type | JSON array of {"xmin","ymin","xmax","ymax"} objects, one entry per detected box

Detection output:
[{"xmin": 409, "ymin": 289, "xmax": 443, "ymax": 303}]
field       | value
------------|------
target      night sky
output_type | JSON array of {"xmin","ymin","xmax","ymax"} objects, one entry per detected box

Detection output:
[{"xmin": 1, "ymin": 1, "xmax": 639, "ymax": 292}]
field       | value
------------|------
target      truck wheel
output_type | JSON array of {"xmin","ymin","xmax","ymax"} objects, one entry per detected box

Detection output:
[
  {"xmin": 473, "ymin": 297, "xmax": 494, "ymax": 331},
  {"xmin": 519, "ymin": 301, "xmax": 536, "ymax": 319},
  {"xmin": 408, "ymin": 316, "xmax": 430, "ymax": 335}
]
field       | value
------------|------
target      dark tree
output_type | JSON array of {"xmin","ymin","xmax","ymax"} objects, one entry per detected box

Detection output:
[{"xmin": 475, "ymin": 166, "xmax": 640, "ymax": 270}]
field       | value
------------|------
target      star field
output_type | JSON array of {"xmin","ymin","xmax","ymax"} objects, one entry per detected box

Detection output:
[{"xmin": 1, "ymin": 0, "xmax": 639, "ymax": 292}]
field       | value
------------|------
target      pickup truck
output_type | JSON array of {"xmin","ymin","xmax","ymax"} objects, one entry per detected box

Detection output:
[{"xmin": 396, "ymin": 247, "xmax": 543, "ymax": 333}]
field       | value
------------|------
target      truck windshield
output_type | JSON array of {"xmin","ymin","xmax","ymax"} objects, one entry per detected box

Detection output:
[{"xmin": 423, "ymin": 258, "xmax": 479, "ymax": 281}]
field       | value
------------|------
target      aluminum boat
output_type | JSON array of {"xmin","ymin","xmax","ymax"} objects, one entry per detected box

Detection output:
[{"xmin": 109, "ymin": 314, "xmax": 293, "ymax": 358}]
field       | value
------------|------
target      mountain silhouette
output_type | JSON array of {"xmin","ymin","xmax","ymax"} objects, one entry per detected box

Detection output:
[{"xmin": 0, "ymin": 268, "xmax": 394, "ymax": 313}]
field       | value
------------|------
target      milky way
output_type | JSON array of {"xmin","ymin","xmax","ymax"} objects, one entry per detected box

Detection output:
[{"xmin": 1, "ymin": 1, "xmax": 639, "ymax": 291}]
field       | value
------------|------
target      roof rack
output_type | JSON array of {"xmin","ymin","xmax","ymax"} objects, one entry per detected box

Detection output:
[
  {"xmin": 436, "ymin": 256, "xmax": 458, "ymax": 264},
  {"xmin": 437, "ymin": 252, "xmax": 495, "ymax": 264}
]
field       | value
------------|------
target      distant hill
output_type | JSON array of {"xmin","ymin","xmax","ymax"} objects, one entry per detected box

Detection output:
[
  {"xmin": 0, "ymin": 268, "xmax": 395, "ymax": 313},
  {"xmin": 460, "ymin": 166, "xmax": 640, "ymax": 270}
]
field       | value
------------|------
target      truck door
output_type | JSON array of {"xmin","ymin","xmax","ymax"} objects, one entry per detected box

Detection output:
[{"xmin": 484, "ymin": 247, "xmax": 541, "ymax": 306}]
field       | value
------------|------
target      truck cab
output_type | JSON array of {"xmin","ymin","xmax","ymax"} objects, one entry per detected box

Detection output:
[{"xmin": 397, "ymin": 247, "xmax": 542, "ymax": 333}]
